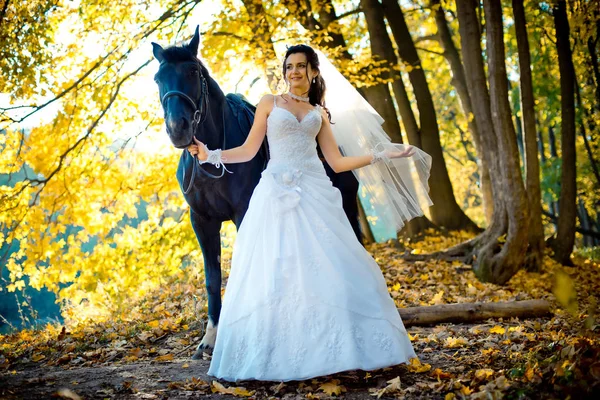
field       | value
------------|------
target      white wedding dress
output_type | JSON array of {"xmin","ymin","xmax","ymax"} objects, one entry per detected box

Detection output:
[{"xmin": 207, "ymin": 97, "xmax": 416, "ymax": 382}]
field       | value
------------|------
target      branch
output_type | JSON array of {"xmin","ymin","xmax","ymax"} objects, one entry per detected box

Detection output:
[
  {"xmin": 209, "ymin": 31, "xmax": 251, "ymax": 43},
  {"xmin": 543, "ymin": 210, "xmax": 600, "ymax": 239},
  {"xmin": 1, "ymin": 0, "xmax": 195, "ymax": 128},
  {"xmin": 0, "ymin": 0, "xmax": 10, "ymax": 28},
  {"xmin": 334, "ymin": 7, "xmax": 362, "ymax": 21},
  {"xmin": 1, "ymin": 48, "xmax": 119, "ymax": 127},
  {"xmin": 574, "ymin": 75, "xmax": 600, "ymax": 186},
  {"xmin": 415, "ymin": 46, "xmax": 445, "ymax": 56},
  {"xmin": 413, "ymin": 34, "xmax": 439, "ymax": 44},
  {"xmin": 1, "ymin": 59, "xmax": 152, "ymax": 210},
  {"xmin": 441, "ymin": 145, "xmax": 465, "ymax": 166},
  {"xmin": 455, "ymin": 119, "xmax": 478, "ymax": 164}
]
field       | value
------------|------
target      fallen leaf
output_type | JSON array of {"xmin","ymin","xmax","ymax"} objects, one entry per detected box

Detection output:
[
  {"xmin": 369, "ymin": 376, "xmax": 401, "ymax": 399},
  {"xmin": 474, "ymin": 369, "xmax": 494, "ymax": 380},
  {"xmin": 155, "ymin": 354, "xmax": 174, "ymax": 362},
  {"xmin": 408, "ymin": 358, "xmax": 432, "ymax": 373},
  {"xmin": 430, "ymin": 290, "xmax": 444, "ymax": 305},
  {"xmin": 211, "ymin": 381, "xmax": 255, "ymax": 397},
  {"xmin": 489, "ymin": 326, "xmax": 506, "ymax": 335},
  {"xmin": 318, "ymin": 379, "xmax": 346, "ymax": 396},
  {"xmin": 432, "ymin": 368, "xmax": 453, "ymax": 379},
  {"xmin": 445, "ymin": 336, "xmax": 469, "ymax": 348},
  {"xmin": 53, "ymin": 388, "xmax": 82, "ymax": 400}
]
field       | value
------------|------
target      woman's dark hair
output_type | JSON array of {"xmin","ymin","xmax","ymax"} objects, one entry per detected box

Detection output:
[{"xmin": 283, "ymin": 44, "xmax": 332, "ymax": 122}]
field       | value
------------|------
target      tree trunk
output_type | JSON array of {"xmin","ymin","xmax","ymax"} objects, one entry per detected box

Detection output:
[
  {"xmin": 441, "ymin": 0, "xmax": 529, "ymax": 284},
  {"xmin": 285, "ymin": 0, "xmax": 405, "ymax": 143},
  {"xmin": 399, "ymin": 300, "xmax": 551, "ymax": 327},
  {"xmin": 282, "ymin": 0, "xmax": 412, "ymax": 236},
  {"xmin": 512, "ymin": 0, "xmax": 544, "ymax": 271},
  {"xmin": 483, "ymin": 0, "xmax": 529, "ymax": 281},
  {"xmin": 358, "ymin": 0, "xmax": 405, "ymax": 144},
  {"xmin": 430, "ymin": 0, "xmax": 494, "ymax": 225},
  {"xmin": 575, "ymin": 76, "xmax": 600, "ymax": 187},
  {"xmin": 588, "ymin": 18, "xmax": 600, "ymax": 109},
  {"xmin": 551, "ymin": 1, "xmax": 577, "ymax": 265},
  {"xmin": 241, "ymin": 0, "xmax": 278, "ymax": 90},
  {"xmin": 377, "ymin": 0, "xmax": 479, "ymax": 232},
  {"xmin": 360, "ymin": 0, "xmax": 440, "ymax": 239},
  {"xmin": 358, "ymin": 199, "xmax": 375, "ymax": 244},
  {"xmin": 578, "ymin": 199, "xmax": 593, "ymax": 247},
  {"xmin": 548, "ymin": 125, "xmax": 560, "ymax": 220}
]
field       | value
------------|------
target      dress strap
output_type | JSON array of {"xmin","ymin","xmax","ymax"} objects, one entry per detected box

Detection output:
[{"xmin": 273, "ymin": 95, "xmax": 278, "ymax": 109}]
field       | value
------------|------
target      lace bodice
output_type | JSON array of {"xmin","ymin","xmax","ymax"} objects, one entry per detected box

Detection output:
[{"xmin": 266, "ymin": 97, "xmax": 324, "ymax": 173}]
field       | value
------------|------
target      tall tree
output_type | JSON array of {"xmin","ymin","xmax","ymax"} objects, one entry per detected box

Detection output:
[
  {"xmin": 430, "ymin": 0, "xmax": 494, "ymax": 225},
  {"xmin": 512, "ymin": 0, "xmax": 544, "ymax": 270},
  {"xmin": 363, "ymin": 0, "xmax": 478, "ymax": 232},
  {"xmin": 433, "ymin": 0, "xmax": 530, "ymax": 284},
  {"xmin": 550, "ymin": 0, "xmax": 577, "ymax": 265},
  {"xmin": 241, "ymin": 0, "xmax": 278, "ymax": 90}
]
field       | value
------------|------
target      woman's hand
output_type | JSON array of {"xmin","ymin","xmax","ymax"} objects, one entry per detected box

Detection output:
[
  {"xmin": 187, "ymin": 137, "xmax": 208, "ymax": 161},
  {"xmin": 386, "ymin": 145, "xmax": 415, "ymax": 159}
]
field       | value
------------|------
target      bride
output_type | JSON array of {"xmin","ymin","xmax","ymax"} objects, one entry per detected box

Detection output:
[{"xmin": 187, "ymin": 44, "xmax": 430, "ymax": 382}]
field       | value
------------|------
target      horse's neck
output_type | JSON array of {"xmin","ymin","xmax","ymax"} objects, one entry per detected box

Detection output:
[{"xmin": 198, "ymin": 78, "xmax": 228, "ymax": 150}]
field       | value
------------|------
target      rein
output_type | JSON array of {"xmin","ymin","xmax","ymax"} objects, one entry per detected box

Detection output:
[{"xmin": 160, "ymin": 60, "xmax": 229, "ymax": 193}]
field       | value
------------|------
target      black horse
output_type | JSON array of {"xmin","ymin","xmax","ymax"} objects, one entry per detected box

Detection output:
[{"xmin": 152, "ymin": 27, "xmax": 360, "ymax": 359}]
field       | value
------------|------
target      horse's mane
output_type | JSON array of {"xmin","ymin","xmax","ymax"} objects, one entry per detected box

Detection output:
[{"xmin": 161, "ymin": 45, "xmax": 206, "ymax": 69}]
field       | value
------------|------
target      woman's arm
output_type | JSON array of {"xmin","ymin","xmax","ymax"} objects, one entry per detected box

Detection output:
[
  {"xmin": 317, "ymin": 109, "xmax": 414, "ymax": 173},
  {"xmin": 188, "ymin": 94, "xmax": 273, "ymax": 163}
]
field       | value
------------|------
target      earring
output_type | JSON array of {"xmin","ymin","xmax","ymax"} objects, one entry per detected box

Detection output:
[{"xmin": 312, "ymin": 77, "xmax": 315, "ymax": 83}]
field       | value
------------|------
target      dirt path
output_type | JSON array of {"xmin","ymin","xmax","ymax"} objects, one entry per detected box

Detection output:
[
  {"xmin": 0, "ymin": 354, "xmax": 426, "ymax": 399},
  {"xmin": 0, "ymin": 325, "xmax": 450, "ymax": 400}
]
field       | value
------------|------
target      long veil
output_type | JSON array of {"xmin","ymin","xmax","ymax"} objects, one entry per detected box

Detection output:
[{"xmin": 315, "ymin": 49, "xmax": 433, "ymax": 234}]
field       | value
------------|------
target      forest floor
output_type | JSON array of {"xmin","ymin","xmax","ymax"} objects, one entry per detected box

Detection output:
[{"xmin": 1, "ymin": 231, "xmax": 599, "ymax": 399}]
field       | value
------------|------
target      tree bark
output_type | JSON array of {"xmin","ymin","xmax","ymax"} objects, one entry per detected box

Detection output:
[
  {"xmin": 430, "ymin": 0, "xmax": 494, "ymax": 225},
  {"xmin": 360, "ymin": 0, "xmax": 440, "ymax": 238},
  {"xmin": 358, "ymin": 199, "xmax": 375, "ymax": 244},
  {"xmin": 575, "ymin": 76, "xmax": 600, "ymax": 187},
  {"xmin": 284, "ymin": 0, "xmax": 404, "ymax": 143},
  {"xmin": 377, "ymin": 0, "xmax": 479, "ymax": 232},
  {"xmin": 399, "ymin": 300, "xmax": 551, "ymax": 327},
  {"xmin": 281, "ymin": 0, "xmax": 408, "ymax": 237},
  {"xmin": 483, "ymin": 0, "xmax": 530, "ymax": 282},
  {"xmin": 440, "ymin": 0, "xmax": 530, "ymax": 284},
  {"xmin": 359, "ymin": 0, "xmax": 405, "ymax": 144},
  {"xmin": 512, "ymin": 0, "xmax": 544, "ymax": 270},
  {"xmin": 551, "ymin": 1, "xmax": 577, "ymax": 265},
  {"xmin": 588, "ymin": 19, "xmax": 600, "ymax": 109},
  {"xmin": 241, "ymin": 0, "xmax": 278, "ymax": 90}
]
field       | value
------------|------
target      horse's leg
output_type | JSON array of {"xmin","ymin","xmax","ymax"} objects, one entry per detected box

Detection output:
[
  {"xmin": 324, "ymin": 163, "xmax": 362, "ymax": 243},
  {"xmin": 338, "ymin": 170, "xmax": 362, "ymax": 243},
  {"xmin": 189, "ymin": 212, "xmax": 222, "ymax": 359}
]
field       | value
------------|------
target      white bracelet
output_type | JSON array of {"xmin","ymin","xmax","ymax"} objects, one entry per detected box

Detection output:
[
  {"xmin": 370, "ymin": 150, "xmax": 386, "ymax": 165},
  {"xmin": 199, "ymin": 148, "xmax": 232, "ymax": 173}
]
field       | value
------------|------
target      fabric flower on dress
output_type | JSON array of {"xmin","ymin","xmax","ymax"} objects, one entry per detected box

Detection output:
[{"xmin": 267, "ymin": 169, "xmax": 303, "ymax": 214}]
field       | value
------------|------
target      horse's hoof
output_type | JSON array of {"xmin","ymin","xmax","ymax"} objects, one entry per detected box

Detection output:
[
  {"xmin": 191, "ymin": 344, "xmax": 213, "ymax": 360},
  {"xmin": 191, "ymin": 348, "xmax": 204, "ymax": 360}
]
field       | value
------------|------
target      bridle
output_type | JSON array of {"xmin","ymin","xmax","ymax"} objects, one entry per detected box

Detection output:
[{"xmin": 159, "ymin": 59, "xmax": 229, "ymax": 193}]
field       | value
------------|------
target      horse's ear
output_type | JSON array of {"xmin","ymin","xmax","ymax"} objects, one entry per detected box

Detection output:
[
  {"xmin": 152, "ymin": 42, "xmax": 165, "ymax": 63},
  {"xmin": 187, "ymin": 26, "xmax": 201, "ymax": 56}
]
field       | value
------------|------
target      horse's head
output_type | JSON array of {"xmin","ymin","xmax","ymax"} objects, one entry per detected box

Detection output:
[{"xmin": 152, "ymin": 27, "xmax": 207, "ymax": 149}]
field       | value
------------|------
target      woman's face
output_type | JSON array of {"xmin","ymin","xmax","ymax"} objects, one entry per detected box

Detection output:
[{"xmin": 285, "ymin": 52, "xmax": 315, "ymax": 91}]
